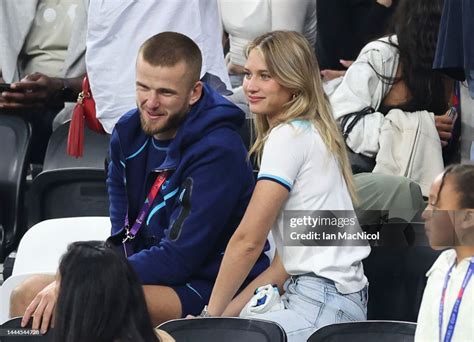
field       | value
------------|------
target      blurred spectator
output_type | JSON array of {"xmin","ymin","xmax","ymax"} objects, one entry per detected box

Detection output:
[
  {"xmin": 433, "ymin": 0, "xmax": 474, "ymax": 164},
  {"xmin": 54, "ymin": 241, "xmax": 174, "ymax": 341},
  {"xmin": 329, "ymin": 0, "xmax": 453, "ymax": 161},
  {"xmin": 317, "ymin": 0, "xmax": 397, "ymax": 80},
  {"xmin": 416, "ymin": 165, "xmax": 474, "ymax": 342},
  {"xmin": 0, "ymin": 0, "xmax": 87, "ymax": 163},
  {"xmin": 433, "ymin": 0, "xmax": 474, "ymax": 98},
  {"xmin": 86, "ymin": 0, "xmax": 231, "ymax": 134},
  {"xmin": 219, "ymin": 0, "xmax": 316, "ymax": 89}
]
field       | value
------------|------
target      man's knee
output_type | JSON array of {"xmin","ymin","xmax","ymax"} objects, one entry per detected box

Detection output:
[{"xmin": 9, "ymin": 274, "xmax": 55, "ymax": 318}]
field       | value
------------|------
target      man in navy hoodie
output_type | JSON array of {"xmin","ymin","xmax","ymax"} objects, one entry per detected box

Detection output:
[
  {"xmin": 106, "ymin": 31, "xmax": 269, "ymax": 324},
  {"xmin": 12, "ymin": 32, "xmax": 269, "ymax": 330}
]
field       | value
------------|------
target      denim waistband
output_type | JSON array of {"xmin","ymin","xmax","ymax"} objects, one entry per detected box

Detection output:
[{"xmin": 291, "ymin": 273, "xmax": 335, "ymax": 285}]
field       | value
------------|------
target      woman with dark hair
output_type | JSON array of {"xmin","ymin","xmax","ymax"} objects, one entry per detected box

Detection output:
[
  {"xmin": 329, "ymin": 0, "xmax": 454, "ymax": 161},
  {"xmin": 54, "ymin": 241, "xmax": 173, "ymax": 342},
  {"xmin": 417, "ymin": 164, "xmax": 474, "ymax": 341}
]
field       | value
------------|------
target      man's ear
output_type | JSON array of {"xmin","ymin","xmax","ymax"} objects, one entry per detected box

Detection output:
[{"xmin": 188, "ymin": 81, "xmax": 203, "ymax": 106}]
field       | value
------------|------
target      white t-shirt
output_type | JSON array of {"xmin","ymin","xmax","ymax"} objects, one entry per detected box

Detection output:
[
  {"xmin": 86, "ymin": 0, "xmax": 231, "ymax": 133},
  {"xmin": 219, "ymin": 0, "xmax": 317, "ymax": 67},
  {"xmin": 415, "ymin": 250, "xmax": 474, "ymax": 342},
  {"xmin": 258, "ymin": 121, "xmax": 370, "ymax": 294}
]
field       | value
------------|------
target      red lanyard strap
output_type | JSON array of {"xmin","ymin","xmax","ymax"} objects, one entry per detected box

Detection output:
[{"xmin": 123, "ymin": 172, "xmax": 168, "ymax": 244}]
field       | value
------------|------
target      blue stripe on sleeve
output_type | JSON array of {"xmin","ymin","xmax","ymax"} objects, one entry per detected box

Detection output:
[{"xmin": 257, "ymin": 174, "xmax": 292, "ymax": 191}]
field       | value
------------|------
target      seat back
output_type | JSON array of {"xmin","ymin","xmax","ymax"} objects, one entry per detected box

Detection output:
[
  {"xmin": 13, "ymin": 217, "xmax": 110, "ymax": 276},
  {"xmin": 158, "ymin": 317, "xmax": 287, "ymax": 342},
  {"xmin": 28, "ymin": 122, "xmax": 109, "ymax": 226},
  {"xmin": 43, "ymin": 121, "xmax": 109, "ymax": 170},
  {"xmin": 307, "ymin": 320, "xmax": 417, "ymax": 342},
  {"xmin": 364, "ymin": 246, "xmax": 441, "ymax": 321},
  {"xmin": 0, "ymin": 317, "xmax": 53, "ymax": 341},
  {"xmin": 0, "ymin": 115, "xmax": 31, "ymax": 260}
]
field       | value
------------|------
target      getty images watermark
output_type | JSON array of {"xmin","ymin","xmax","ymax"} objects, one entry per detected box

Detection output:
[{"xmin": 284, "ymin": 210, "xmax": 379, "ymax": 246}]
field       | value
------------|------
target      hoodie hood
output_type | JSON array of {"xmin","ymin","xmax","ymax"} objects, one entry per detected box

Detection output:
[
  {"xmin": 115, "ymin": 83, "xmax": 245, "ymax": 170},
  {"xmin": 162, "ymin": 83, "xmax": 244, "ymax": 169}
]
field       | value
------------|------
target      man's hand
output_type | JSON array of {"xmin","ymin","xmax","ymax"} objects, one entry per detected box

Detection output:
[
  {"xmin": 0, "ymin": 76, "xmax": 5, "ymax": 106},
  {"xmin": 21, "ymin": 280, "xmax": 59, "ymax": 334},
  {"xmin": 435, "ymin": 111, "xmax": 455, "ymax": 147},
  {"xmin": 321, "ymin": 60, "xmax": 354, "ymax": 82},
  {"xmin": 0, "ymin": 72, "xmax": 62, "ymax": 109}
]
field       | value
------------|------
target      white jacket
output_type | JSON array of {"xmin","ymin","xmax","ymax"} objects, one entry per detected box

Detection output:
[
  {"xmin": 329, "ymin": 36, "xmax": 399, "ymax": 157},
  {"xmin": 372, "ymin": 109, "xmax": 444, "ymax": 197}
]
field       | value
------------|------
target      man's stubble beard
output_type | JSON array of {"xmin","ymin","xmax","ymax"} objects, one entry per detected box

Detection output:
[{"xmin": 139, "ymin": 104, "xmax": 190, "ymax": 137}]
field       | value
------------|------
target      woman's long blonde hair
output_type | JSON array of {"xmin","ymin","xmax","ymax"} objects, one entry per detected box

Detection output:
[{"xmin": 247, "ymin": 31, "xmax": 358, "ymax": 202}]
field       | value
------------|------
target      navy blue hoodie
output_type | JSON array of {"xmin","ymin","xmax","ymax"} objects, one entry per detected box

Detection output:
[{"xmin": 107, "ymin": 83, "xmax": 269, "ymax": 285}]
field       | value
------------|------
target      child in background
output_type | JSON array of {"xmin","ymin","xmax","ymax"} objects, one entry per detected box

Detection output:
[{"xmin": 416, "ymin": 164, "xmax": 474, "ymax": 341}]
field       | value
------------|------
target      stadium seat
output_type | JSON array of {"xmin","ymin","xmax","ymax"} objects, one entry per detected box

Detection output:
[
  {"xmin": 12, "ymin": 217, "xmax": 110, "ymax": 276},
  {"xmin": 28, "ymin": 122, "xmax": 110, "ymax": 226},
  {"xmin": 0, "ymin": 115, "xmax": 31, "ymax": 261},
  {"xmin": 364, "ymin": 246, "xmax": 441, "ymax": 322},
  {"xmin": 158, "ymin": 317, "xmax": 287, "ymax": 342},
  {"xmin": 0, "ymin": 217, "xmax": 110, "ymax": 323},
  {"xmin": 307, "ymin": 320, "xmax": 416, "ymax": 342}
]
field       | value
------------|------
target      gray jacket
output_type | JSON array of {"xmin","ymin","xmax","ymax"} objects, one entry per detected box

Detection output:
[
  {"xmin": 0, "ymin": 0, "xmax": 88, "ymax": 128},
  {"xmin": 0, "ymin": 0, "xmax": 88, "ymax": 82}
]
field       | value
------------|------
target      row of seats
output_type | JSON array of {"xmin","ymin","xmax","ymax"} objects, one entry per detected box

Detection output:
[
  {"xmin": 0, "ymin": 316, "xmax": 417, "ymax": 342},
  {"xmin": 0, "ymin": 117, "xmax": 109, "ymax": 261}
]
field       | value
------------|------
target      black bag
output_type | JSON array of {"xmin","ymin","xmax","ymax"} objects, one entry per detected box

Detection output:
[{"xmin": 340, "ymin": 107, "xmax": 376, "ymax": 174}]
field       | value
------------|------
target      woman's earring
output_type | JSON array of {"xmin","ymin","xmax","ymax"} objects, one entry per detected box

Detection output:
[{"xmin": 292, "ymin": 93, "xmax": 297, "ymax": 100}]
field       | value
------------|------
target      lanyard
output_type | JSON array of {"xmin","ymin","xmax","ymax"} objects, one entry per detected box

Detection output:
[
  {"xmin": 439, "ymin": 258, "xmax": 474, "ymax": 342},
  {"xmin": 122, "ymin": 172, "xmax": 168, "ymax": 255}
]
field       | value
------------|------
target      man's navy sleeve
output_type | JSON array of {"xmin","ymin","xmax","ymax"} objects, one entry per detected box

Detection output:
[{"xmin": 107, "ymin": 128, "xmax": 128, "ymax": 234}]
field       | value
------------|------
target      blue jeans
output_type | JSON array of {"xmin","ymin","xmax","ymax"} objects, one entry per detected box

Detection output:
[{"xmin": 255, "ymin": 275, "xmax": 368, "ymax": 342}]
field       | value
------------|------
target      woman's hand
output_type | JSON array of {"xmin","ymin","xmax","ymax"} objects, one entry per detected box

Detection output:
[
  {"xmin": 21, "ymin": 280, "xmax": 59, "ymax": 334},
  {"xmin": 207, "ymin": 181, "xmax": 289, "ymax": 317},
  {"xmin": 321, "ymin": 60, "xmax": 354, "ymax": 82},
  {"xmin": 222, "ymin": 252, "xmax": 289, "ymax": 317},
  {"xmin": 435, "ymin": 111, "xmax": 455, "ymax": 147}
]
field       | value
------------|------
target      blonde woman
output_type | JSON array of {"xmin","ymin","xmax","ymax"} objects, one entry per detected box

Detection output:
[{"xmin": 203, "ymin": 31, "xmax": 370, "ymax": 341}]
